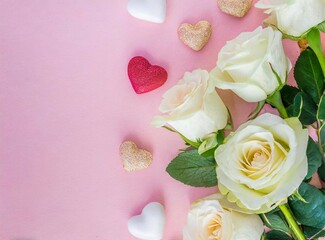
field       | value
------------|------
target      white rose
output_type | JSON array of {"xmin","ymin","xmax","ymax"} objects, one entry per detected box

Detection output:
[
  {"xmin": 152, "ymin": 69, "xmax": 228, "ymax": 142},
  {"xmin": 255, "ymin": 0, "xmax": 325, "ymax": 38},
  {"xmin": 210, "ymin": 26, "xmax": 292, "ymax": 102},
  {"xmin": 215, "ymin": 113, "xmax": 308, "ymax": 213},
  {"xmin": 183, "ymin": 194, "xmax": 264, "ymax": 240}
]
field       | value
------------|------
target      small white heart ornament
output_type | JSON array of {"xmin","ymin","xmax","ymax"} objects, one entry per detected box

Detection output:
[
  {"xmin": 127, "ymin": 0, "xmax": 166, "ymax": 23},
  {"xmin": 128, "ymin": 202, "xmax": 166, "ymax": 240}
]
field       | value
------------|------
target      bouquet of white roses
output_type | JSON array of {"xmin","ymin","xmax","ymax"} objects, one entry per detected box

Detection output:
[{"xmin": 153, "ymin": 1, "xmax": 325, "ymax": 239}]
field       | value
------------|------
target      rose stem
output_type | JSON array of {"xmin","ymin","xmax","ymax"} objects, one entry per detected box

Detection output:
[
  {"xmin": 307, "ymin": 28, "xmax": 325, "ymax": 76},
  {"xmin": 279, "ymin": 204, "xmax": 306, "ymax": 240},
  {"xmin": 266, "ymin": 91, "xmax": 289, "ymax": 119}
]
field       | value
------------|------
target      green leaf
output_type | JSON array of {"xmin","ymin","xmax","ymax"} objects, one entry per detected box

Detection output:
[
  {"xmin": 265, "ymin": 230, "xmax": 292, "ymax": 240},
  {"xmin": 320, "ymin": 121, "xmax": 325, "ymax": 153},
  {"xmin": 305, "ymin": 137, "xmax": 323, "ymax": 180},
  {"xmin": 199, "ymin": 148, "xmax": 216, "ymax": 158},
  {"xmin": 281, "ymin": 85, "xmax": 300, "ymax": 107},
  {"xmin": 286, "ymin": 105, "xmax": 295, "ymax": 118},
  {"xmin": 317, "ymin": 21, "xmax": 325, "ymax": 33},
  {"xmin": 166, "ymin": 149, "xmax": 217, "ymax": 187},
  {"xmin": 293, "ymin": 92, "xmax": 317, "ymax": 125},
  {"xmin": 317, "ymin": 94, "xmax": 325, "ymax": 120},
  {"xmin": 260, "ymin": 210, "xmax": 290, "ymax": 234},
  {"xmin": 314, "ymin": 230, "xmax": 325, "ymax": 239},
  {"xmin": 318, "ymin": 161, "xmax": 325, "ymax": 182},
  {"xmin": 303, "ymin": 225, "xmax": 325, "ymax": 239},
  {"xmin": 288, "ymin": 182, "xmax": 325, "ymax": 229},
  {"xmin": 318, "ymin": 121, "xmax": 325, "ymax": 183},
  {"xmin": 281, "ymin": 85, "xmax": 300, "ymax": 117},
  {"xmin": 294, "ymin": 48, "xmax": 324, "ymax": 105}
]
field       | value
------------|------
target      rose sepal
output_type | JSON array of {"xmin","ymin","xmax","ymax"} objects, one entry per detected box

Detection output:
[
  {"xmin": 162, "ymin": 125, "xmax": 201, "ymax": 148},
  {"xmin": 266, "ymin": 90, "xmax": 289, "ymax": 118},
  {"xmin": 267, "ymin": 23, "xmax": 309, "ymax": 41},
  {"xmin": 198, "ymin": 131, "xmax": 225, "ymax": 157},
  {"xmin": 306, "ymin": 28, "xmax": 325, "ymax": 76},
  {"xmin": 269, "ymin": 20, "xmax": 325, "ymax": 41},
  {"xmin": 317, "ymin": 21, "xmax": 325, "ymax": 33}
]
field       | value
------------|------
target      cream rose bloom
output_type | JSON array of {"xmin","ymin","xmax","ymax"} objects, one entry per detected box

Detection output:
[
  {"xmin": 183, "ymin": 194, "xmax": 264, "ymax": 240},
  {"xmin": 215, "ymin": 113, "xmax": 308, "ymax": 213},
  {"xmin": 255, "ymin": 0, "xmax": 325, "ymax": 38},
  {"xmin": 210, "ymin": 26, "xmax": 291, "ymax": 102},
  {"xmin": 152, "ymin": 69, "xmax": 228, "ymax": 142}
]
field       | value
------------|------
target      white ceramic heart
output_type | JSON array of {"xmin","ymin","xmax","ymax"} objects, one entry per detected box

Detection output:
[
  {"xmin": 127, "ymin": 0, "xmax": 166, "ymax": 23},
  {"xmin": 128, "ymin": 202, "xmax": 166, "ymax": 240}
]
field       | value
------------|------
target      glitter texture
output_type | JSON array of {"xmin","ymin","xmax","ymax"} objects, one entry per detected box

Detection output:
[
  {"xmin": 127, "ymin": 56, "xmax": 168, "ymax": 94},
  {"xmin": 217, "ymin": 0, "xmax": 253, "ymax": 18},
  {"xmin": 178, "ymin": 20, "xmax": 212, "ymax": 51},
  {"xmin": 120, "ymin": 141, "xmax": 153, "ymax": 172}
]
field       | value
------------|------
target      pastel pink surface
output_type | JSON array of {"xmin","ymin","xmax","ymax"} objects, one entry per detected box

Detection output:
[{"xmin": 0, "ymin": 1, "xmax": 319, "ymax": 240}]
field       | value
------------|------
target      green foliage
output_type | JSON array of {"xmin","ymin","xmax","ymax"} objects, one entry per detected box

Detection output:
[
  {"xmin": 288, "ymin": 182, "xmax": 325, "ymax": 229},
  {"xmin": 317, "ymin": 95, "xmax": 325, "ymax": 120},
  {"xmin": 318, "ymin": 161, "xmax": 325, "ymax": 182},
  {"xmin": 281, "ymin": 85, "xmax": 300, "ymax": 107},
  {"xmin": 317, "ymin": 95, "xmax": 325, "ymax": 182},
  {"xmin": 293, "ymin": 92, "xmax": 317, "ymax": 125},
  {"xmin": 198, "ymin": 131, "xmax": 224, "ymax": 158},
  {"xmin": 166, "ymin": 149, "xmax": 217, "ymax": 187},
  {"xmin": 280, "ymin": 85, "xmax": 299, "ymax": 117},
  {"xmin": 303, "ymin": 225, "xmax": 325, "ymax": 239},
  {"xmin": 319, "ymin": 121, "xmax": 325, "ymax": 153},
  {"xmin": 305, "ymin": 137, "xmax": 323, "ymax": 180},
  {"xmin": 265, "ymin": 230, "xmax": 292, "ymax": 240},
  {"xmin": 260, "ymin": 210, "xmax": 290, "ymax": 234},
  {"xmin": 317, "ymin": 21, "xmax": 325, "ymax": 33},
  {"xmin": 294, "ymin": 48, "xmax": 324, "ymax": 105}
]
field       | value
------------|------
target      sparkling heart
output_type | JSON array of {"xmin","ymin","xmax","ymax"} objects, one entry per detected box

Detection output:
[
  {"xmin": 120, "ymin": 141, "xmax": 153, "ymax": 172},
  {"xmin": 178, "ymin": 20, "xmax": 212, "ymax": 51},
  {"xmin": 217, "ymin": 0, "xmax": 253, "ymax": 18},
  {"xmin": 127, "ymin": 0, "xmax": 166, "ymax": 23},
  {"xmin": 128, "ymin": 202, "xmax": 166, "ymax": 240},
  {"xmin": 127, "ymin": 56, "xmax": 168, "ymax": 94}
]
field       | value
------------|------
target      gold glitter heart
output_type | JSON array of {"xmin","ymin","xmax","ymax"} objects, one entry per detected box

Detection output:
[
  {"xmin": 178, "ymin": 20, "xmax": 212, "ymax": 51},
  {"xmin": 120, "ymin": 141, "xmax": 153, "ymax": 172},
  {"xmin": 217, "ymin": 0, "xmax": 253, "ymax": 18}
]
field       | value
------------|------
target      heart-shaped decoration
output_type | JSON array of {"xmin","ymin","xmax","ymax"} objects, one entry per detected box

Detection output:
[
  {"xmin": 127, "ymin": 56, "xmax": 168, "ymax": 94},
  {"xmin": 120, "ymin": 141, "xmax": 153, "ymax": 171},
  {"xmin": 127, "ymin": 0, "xmax": 166, "ymax": 23},
  {"xmin": 128, "ymin": 202, "xmax": 166, "ymax": 240},
  {"xmin": 217, "ymin": 0, "xmax": 253, "ymax": 18},
  {"xmin": 178, "ymin": 20, "xmax": 212, "ymax": 51}
]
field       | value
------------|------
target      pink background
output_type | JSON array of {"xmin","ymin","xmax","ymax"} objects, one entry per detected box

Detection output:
[{"xmin": 0, "ymin": 1, "xmax": 321, "ymax": 240}]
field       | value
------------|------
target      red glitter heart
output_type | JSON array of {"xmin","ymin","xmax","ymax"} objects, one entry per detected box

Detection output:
[{"xmin": 127, "ymin": 56, "xmax": 168, "ymax": 94}]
